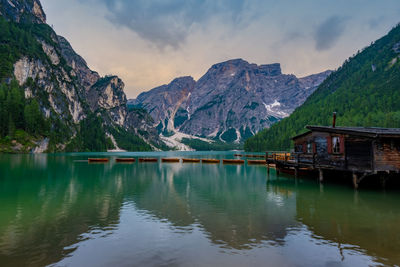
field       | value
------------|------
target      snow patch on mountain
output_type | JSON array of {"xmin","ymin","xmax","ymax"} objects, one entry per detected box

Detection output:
[
  {"xmin": 160, "ymin": 130, "xmax": 213, "ymax": 151},
  {"xmin": 263, "ymin": 100, "xmax": 289, "ymax": 118}
]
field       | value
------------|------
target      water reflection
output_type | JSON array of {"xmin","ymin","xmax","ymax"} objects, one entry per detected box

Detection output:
[
  {"xmin": 0, "ymin": 153, "xmax": 399, "ymax": 266},
  {"xmin": 267, "ymin": 176, "xmax": 400, "ymax": 266}
]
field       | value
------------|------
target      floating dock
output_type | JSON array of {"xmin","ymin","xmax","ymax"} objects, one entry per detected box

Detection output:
[
  {"xmin": 87, "ymin": 157, "xmax": 273, "ymax": 167},
  {"xmin": 247, "ymin": 160, "xmax": 266, "ymax": 165},
  {"xmin": 182, "ymin": 158, "xmax": 201, "ymax": 163},
  {"xmin": 162, "ymin": 158, "xmax": 180, "ymax": 163},
  {"xmin": 223, "ymin": 159, "xmax": 245, "ymax": 164},
  {"xmin": 88, "ymin": 158, "xmax": 109, "ymax": 163},
  {"xmin": 116, "ymin": 158, "xmax": 136, "ymax": 163}
]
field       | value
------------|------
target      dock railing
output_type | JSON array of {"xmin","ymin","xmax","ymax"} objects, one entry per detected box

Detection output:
[
  {"xmin": 267, "ymin": 151, "xmax": 323, "ymax": 168},
  {"xmin": 266, "ymin": 151, "xmax": 294, "ymax": 163}
]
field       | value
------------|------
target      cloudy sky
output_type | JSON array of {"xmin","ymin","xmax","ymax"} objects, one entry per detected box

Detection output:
[{"xmin": 41, "ymin": 0, "xmax": 400, "ymax": 99}]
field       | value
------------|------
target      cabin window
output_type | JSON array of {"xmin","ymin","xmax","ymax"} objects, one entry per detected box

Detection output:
[
  {"xmin": 332, "ymin": 136, "xmax": 341, "ymax": 154},
  {"xmin": 307, "ymin": 142, "xmax": 312, "ymax": 153}
]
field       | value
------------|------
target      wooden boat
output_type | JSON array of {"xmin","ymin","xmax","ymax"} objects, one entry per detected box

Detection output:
[
  {"xmin": 223, "ymin": 159, "xmax": 245, "ymax": 164},
  {"xmin": 182, "ymin": 158, "xmax": 201, "ymax": 163},
  {"xmin": 88, "ymin": 158, "xmax": 109, "ymax": 163},
  {"xmin": 247, "ymin": 160, "xmax": 266, "ymax": 165},
  {"xmin": 201, "ymin": 159, "xmax": 220, "ymax": 164},
  {"xmin": 139, "ymin": 158, "xmax": 158, "ymax": 163},
  {"xmin": 116, "ymin": 158, "xmax": 136, "ymax": 163},
  {"xmin": 161, "ymin": 158, "xmax": 180, "ymax": 163}
]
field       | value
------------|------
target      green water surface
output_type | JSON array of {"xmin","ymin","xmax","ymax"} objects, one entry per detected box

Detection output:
[{"xmin": 0, "ymin": 151, "xmax": 399, "ymax": 266}]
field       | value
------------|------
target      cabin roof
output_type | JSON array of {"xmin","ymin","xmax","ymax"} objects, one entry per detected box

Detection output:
[
  {"xmin": 291, "ymin": 131, "xmax": 312, "ymax": 140},
  {"xmin": 299, "ymin": 126, "xmax": 400, "ymax": 138}
]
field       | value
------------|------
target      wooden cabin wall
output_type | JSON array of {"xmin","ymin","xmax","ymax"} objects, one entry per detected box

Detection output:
[
  {"xmin": 374, "ymin": 138, "xmax": 400, "ymax": 172},
  {"xmin": 293, "ymin": 130, "xmax": 400, "ymax": 173},
  {"xmin": 294, "ymin": 132, "xmax": 346, "ymax": 168},
  {"xmin": 344, "ymin": 137, "xmax": 373, "ymax": 171}
]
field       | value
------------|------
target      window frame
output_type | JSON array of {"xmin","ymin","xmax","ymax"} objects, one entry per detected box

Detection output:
[
  {"xmin": 307, "ymin": 141, "xmax": 313, "ymax": 154},
  {"xmin": 332, "ymin": 136, "xmax": 341, "ymax": 154}
]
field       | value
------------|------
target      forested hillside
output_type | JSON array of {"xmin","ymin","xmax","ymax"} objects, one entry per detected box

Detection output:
[
  {"xmin": 245, "ymin": 23, "xmax": 400, "ymax": 151},
  {"xmin": 0, "ymin": 1, "xmax": 160, "ymax": 153}
]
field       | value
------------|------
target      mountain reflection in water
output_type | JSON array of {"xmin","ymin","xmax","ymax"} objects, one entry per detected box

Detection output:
[{"xmin": 0, "ymin": 152, "xmax": 399, "ymax": 267}]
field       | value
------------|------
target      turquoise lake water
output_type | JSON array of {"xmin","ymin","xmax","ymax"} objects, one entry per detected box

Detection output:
[{"xmin": 0, "ymin": 151, "xmax": 399, "ymax": 266}]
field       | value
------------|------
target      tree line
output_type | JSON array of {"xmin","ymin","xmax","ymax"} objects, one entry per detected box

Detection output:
[{"xmin": 0, "ymin": 80, "xmax": 48, "ymax": 139}]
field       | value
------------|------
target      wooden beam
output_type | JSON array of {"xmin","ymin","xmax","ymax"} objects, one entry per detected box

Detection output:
[
  {"xmin": 352, "ymin": 172, "xmax": 359, "ymax": 190},
  {"xmin": 380, "ymin": 174, "xmax": 387, "ymax": 189},
  {"xmin": 319, "ymin": 168, "xmax": 324, "ymax": 183}
]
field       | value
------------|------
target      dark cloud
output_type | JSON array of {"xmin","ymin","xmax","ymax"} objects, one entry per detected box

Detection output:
[
  {"xmin": 314, "ymin": 16, "xmax": 347, "ymax": 51},
  {"xmin": 89, "ymin": 0, "xmax": 248, "ymax": 49}
]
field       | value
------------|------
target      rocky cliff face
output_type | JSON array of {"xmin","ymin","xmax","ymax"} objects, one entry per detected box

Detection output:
[
  {"xmin": 1, "ymin": 0, "xmax": 163, "ymax": 151},
  {"xmin": 132, "ymin": 76, "xmax": 196, "ymax": 134},
  {"xmin": 134, "ymin": 59, "xmax": 331, "ymax": 143},
  {"xmin": 0, "ymin": 0, "xmax": 46, "ymax": 24}
]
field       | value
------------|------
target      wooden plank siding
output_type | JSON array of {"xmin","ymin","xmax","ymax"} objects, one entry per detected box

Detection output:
[
  {"xmin": 293, "ymin": 131, "xmax": 349, "ymax": 170},
  {"xmin": 374, "ymin": 138, "xmax": 400, "ymax": 172}
]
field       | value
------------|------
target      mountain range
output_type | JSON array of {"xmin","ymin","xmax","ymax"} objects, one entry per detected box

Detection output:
[
  {"xmin": 131, "ymin": 59, "xmax": 331, "ymax": 147},
  {"xmin": 0, "ymin": 0, "xmax": 332, "ymax": 152},
  {"xmin": 4, "ymin": 0, "xmax": 393, "ymax": 153}
]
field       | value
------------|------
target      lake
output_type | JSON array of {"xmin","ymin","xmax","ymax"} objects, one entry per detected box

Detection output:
[{"xmin": 0, "ymin": 151, "xmax": 399, "ymax": 267}]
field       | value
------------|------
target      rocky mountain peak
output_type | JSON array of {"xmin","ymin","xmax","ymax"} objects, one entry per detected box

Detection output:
[
  {"xmin": 205, "ymin": 59, "xmax": 282, "ymax": 80},
  {"xmin": 0, "ymin": 0, "xmax": 46, "ymax": 24},
  {"xmin": 134, "ymin": 59, "xmax": 332, "ymax": 144},
  {"xmin": 209, "ymin": 58, "xmax": 249, "ymax": 73},
  {"xmin": 168, "ymin": 76, "xmax": 195, "ymax": 91},
  {"xmin": 259, "ymin": 63, "xmax": 282, "ymax": 76}
]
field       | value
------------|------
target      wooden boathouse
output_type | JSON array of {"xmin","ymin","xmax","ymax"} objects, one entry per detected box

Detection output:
[{"xmin": 268, "ymin": 125, "xmax": 400, "ymax": 188}]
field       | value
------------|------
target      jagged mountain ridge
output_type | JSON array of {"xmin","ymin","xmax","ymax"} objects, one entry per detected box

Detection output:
[
  {"xmin": 132, "ymin": 59, "xmax": 331, "ymax": 143},
  {"xmin": 0, "ymin": 0, "xmax": 164, "ymax": 152}
]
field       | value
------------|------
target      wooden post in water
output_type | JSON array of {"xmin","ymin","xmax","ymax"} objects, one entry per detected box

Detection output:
[
  {"xmin": 379, "ymin": 174, "xmax": 387, "ymax": 190},
  {"xmin": 294, "ymin": 167, "xmax": 298, "ymax": 178},
  {"xmin": 319, "ymin": 168, "xmax": 324, "ymax": 183},
  {"xmin": 352, "ymin": 172, "xmax": 359, "ymax": 190}
]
